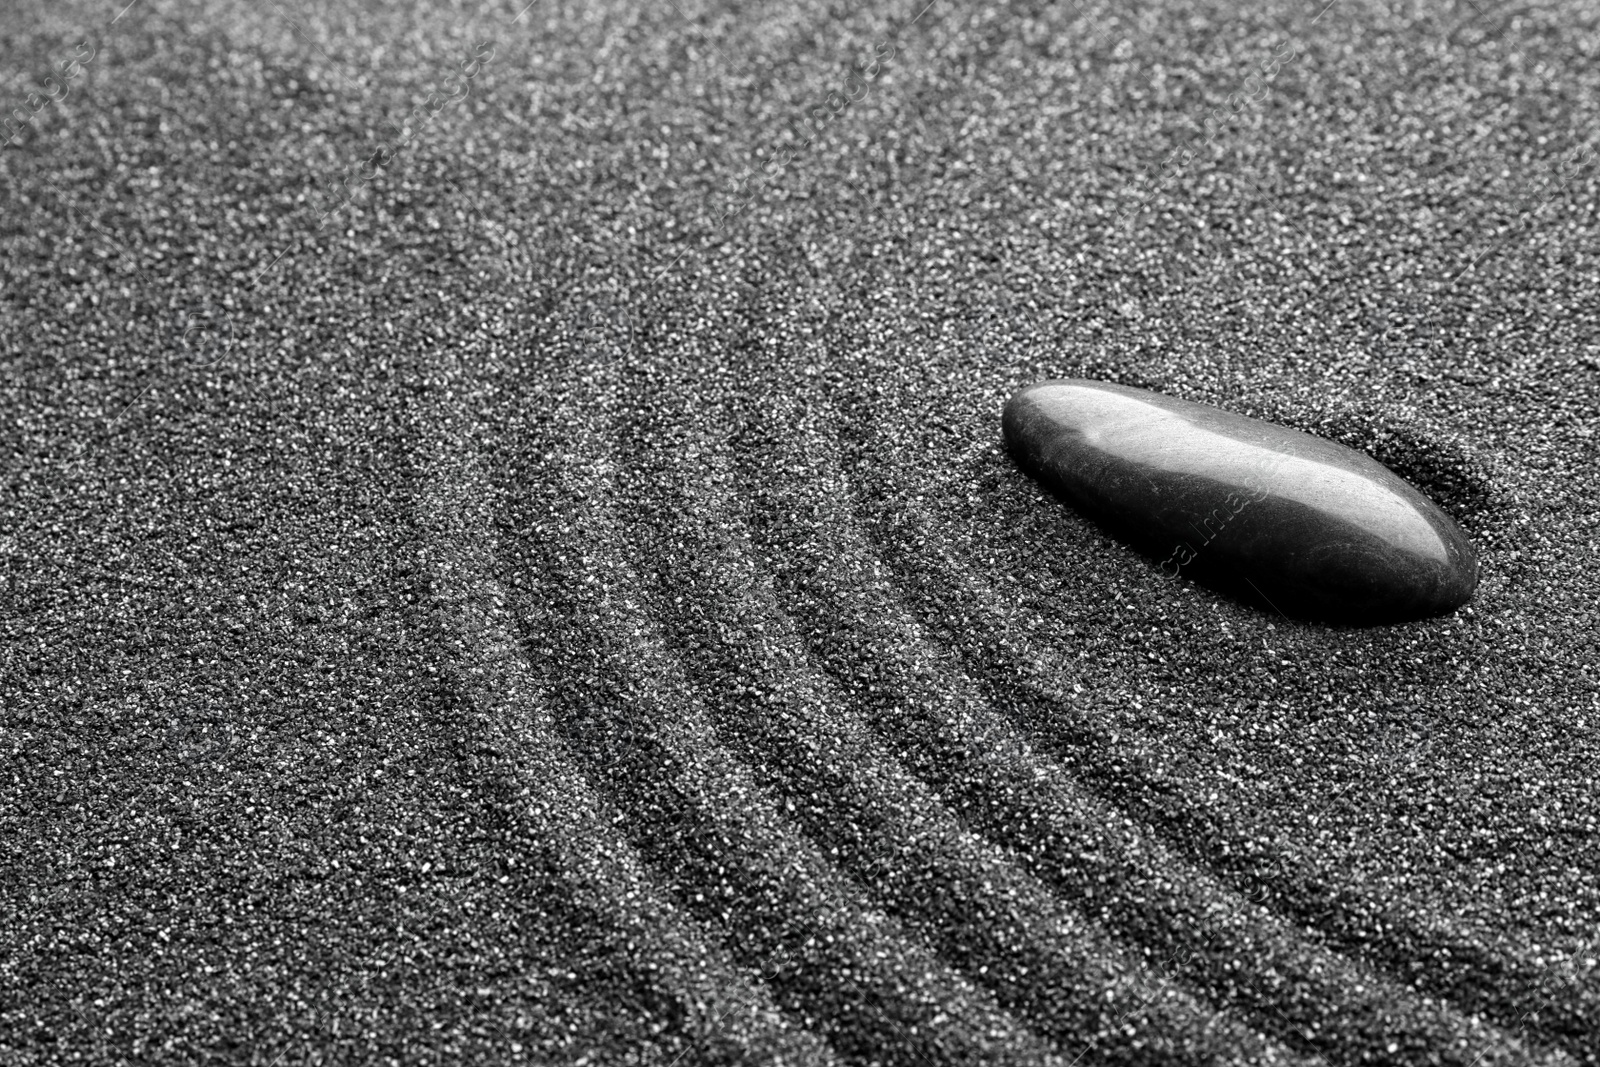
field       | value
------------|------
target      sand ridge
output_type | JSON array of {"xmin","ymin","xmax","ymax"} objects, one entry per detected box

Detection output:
[{"xmin": 2, "ymin": 0, "xmax": 1598, "ymax": 1063}]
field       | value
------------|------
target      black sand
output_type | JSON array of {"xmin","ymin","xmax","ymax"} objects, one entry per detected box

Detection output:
[{"xmin": 3, "ymin": 0, "xmax": 1598, "ymax": 1063}]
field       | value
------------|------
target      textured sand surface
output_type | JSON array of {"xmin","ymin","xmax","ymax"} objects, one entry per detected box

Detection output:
[{"xmin": 3, "ymin": 0, "xmax": 1599, "ymax": 1063}]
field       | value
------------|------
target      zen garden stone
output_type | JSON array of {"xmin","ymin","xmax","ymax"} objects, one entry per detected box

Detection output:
[{"xmin": 1003, "ymin": 380, "xmax": 1479, "ymax": 623}]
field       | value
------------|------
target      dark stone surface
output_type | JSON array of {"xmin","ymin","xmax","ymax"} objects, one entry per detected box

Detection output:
[{"xmin": 1003, "ymin": 380, "xmax": 1480, "ymax": 623}]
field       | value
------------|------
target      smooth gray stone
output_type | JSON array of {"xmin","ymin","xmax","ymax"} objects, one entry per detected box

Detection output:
[{"xmin": 1002, "ymin": 379, "xmax": 1479, "ymax": 623}]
